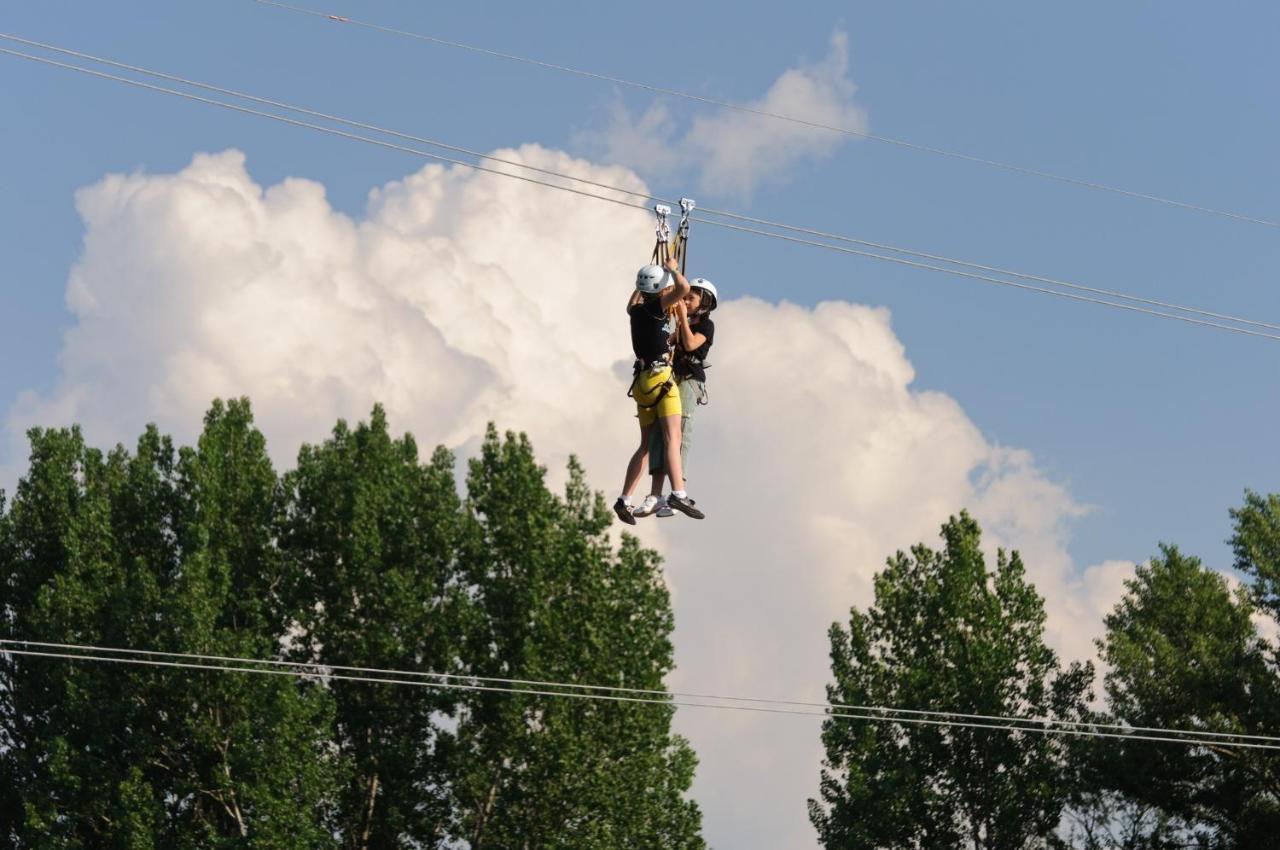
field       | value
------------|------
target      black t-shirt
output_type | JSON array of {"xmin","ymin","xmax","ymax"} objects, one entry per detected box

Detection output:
[
  {"xmin": 674, "ymin": 316, "xmax": 715, "ymax": 382},
  {"xmin": 629, "ymin": 298, "xmax": 673, "ymax": 364}
]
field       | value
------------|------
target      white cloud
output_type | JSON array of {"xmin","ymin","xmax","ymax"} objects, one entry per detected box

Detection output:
[
  {"xmin": 6, "ymin": 148, "xmax": 1131, "ymax": 850},
  {"xmin": 581, "ymin": 30, "xmax": 868, "ymax": 199}
]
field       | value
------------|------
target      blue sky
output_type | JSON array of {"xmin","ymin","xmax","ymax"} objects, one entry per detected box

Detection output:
[
  {"xmin": 5, "ymin": 1, "xmax": 1277, "ymax": 573},
  {"xmin": 5, "ymin": 3, "xmax": 1280, "ymax": 846}
]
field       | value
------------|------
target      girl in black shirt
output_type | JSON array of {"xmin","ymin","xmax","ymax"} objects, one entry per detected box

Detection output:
[
  {"xmin": 614, "ymin": 258, "xmax": 705, "ymax": 524},
  {"xmin": 633, "ymin": 278, "xmax": 717, "ymax": 519}
]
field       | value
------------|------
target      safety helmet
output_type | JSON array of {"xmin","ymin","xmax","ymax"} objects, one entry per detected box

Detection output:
[
  {"xmin": 635, "ymin": 264, "xmax": 671, "ymax": 295},
  {"xmin": 690, "ymin": 278, "xmax": 718, "ymax": 312}
]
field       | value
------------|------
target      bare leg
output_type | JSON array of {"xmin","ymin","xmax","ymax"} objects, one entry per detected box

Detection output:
[
  {"xmin": 621, "ymin": 423, "xmax": 655, "ymax": 498},
  {"xmin": 660, "ymin": 414, "xmax": 685, "ymax": 492}
]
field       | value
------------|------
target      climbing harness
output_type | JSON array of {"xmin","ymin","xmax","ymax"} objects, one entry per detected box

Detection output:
[{"xmin": 627, "ymin": 355, "xmax": 676, "ymax": 411}]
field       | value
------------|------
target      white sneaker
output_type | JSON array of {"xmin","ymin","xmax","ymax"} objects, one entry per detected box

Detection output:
[
  {"xmin": 632, "ymin": 494, "xmax": 662, "ymax": 518},
  {"xmin": 655, "ymin": 496, "xmax": 675, "ymax": 518}
]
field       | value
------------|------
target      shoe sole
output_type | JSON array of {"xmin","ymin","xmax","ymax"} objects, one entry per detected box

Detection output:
[
  {"xmin": 668, "ymin": 500, "xmax": 704, "ymax": 520},
  {"xmin": 613, "ymin": 504, "xmax": 637, "ymax": 526}
]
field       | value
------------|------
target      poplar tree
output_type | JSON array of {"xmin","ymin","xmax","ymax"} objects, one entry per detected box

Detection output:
[
  {"xmin": 1093, "ymin": 545, "xmax": 1280, "ymax": 846},
  {"xmin": 1230, "ymin": 489, "xmax": 1280, "ymax": 623},
  {"xmin": 0, "ymin": 401, "xmax": 340, "ymax": 848},
  {"xmin": 2, "ymin": 404, "xmax": 705, "ymax": 848},
  {"xmin": 447, "ymin": 427, "xmax": 704, "ymax": 849},
  {"xmin": 280, "ymin": 405, "xmax": 465, "ymax": 849},
  {"xmin": 810, "ymin": 512, "xmax": 1091, "ymax": 850}
]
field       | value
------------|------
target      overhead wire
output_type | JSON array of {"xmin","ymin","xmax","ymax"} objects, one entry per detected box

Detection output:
[
  {"xmin": 253, "ymin": 0, "xmax": 1280, "ymax": 231},
  {"xmin": 7, "ymin": 31, "xmax": 1278, "ymax": 336},
  {"xmin": 8, "ymin": 638, "xmax": 1280, "ymax": 746},
  {"xmin": 3, "ymin": 39, "xmax": 1280, "ymax": 342},
  {"xmin": 3, "ymin": 25, "xmax": 1275, "ymax": 760},
  {"xmin": 5, "ymin": 641, "xmax": 1279, "ymax": 751}
]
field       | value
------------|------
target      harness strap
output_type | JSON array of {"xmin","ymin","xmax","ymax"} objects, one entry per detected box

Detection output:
[
  {"xmin": 651, "ymin": 203, "xmax": 672, "ymax": 266},
  {"xmin": 628, "ymin": 375, "xmax": 677, "ymax": 410},
  {"xmin": 627, "ymin": 358, "xmax": 676, "ymax": 409},
  {"xmin": 676, "ymin": 197, "xmax": 695, "ymax": 275}
]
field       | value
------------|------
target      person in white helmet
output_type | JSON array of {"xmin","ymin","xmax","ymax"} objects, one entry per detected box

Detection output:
[
  {"xmin": 632, "ymin": 276, "xmax": 718, "ymax": 519},
  {"xmin": 614, "ymin": 257, "xmax": 705, "ymax": 524}
]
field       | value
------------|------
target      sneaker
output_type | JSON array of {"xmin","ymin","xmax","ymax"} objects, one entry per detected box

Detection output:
[
  {"xmin": 655, "ymin": 497, "xmax": 674, "ymax": 518},
  {"xmin": 613, "ymin": 497, "xmax": 637, "ymax": 526},
  {"xmin": 632, "ymin": 495, "xmax": 662, "ymax": 518},
  {"xmin": 666, "ymin": 493, "xmax": 704, "ymax": 520}
]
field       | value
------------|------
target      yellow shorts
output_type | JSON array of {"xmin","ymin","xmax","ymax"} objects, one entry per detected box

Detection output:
[{"xmin": 632, "ymin": 365, "xmax": 682, "ymax": 427}]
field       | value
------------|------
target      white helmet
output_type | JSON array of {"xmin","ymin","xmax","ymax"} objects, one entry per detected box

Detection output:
[
  {"xmin": 635, "ymin": 264, "xmax": 671, "ymax": 295},
  {"xmin": 690, "ymin": 278, "xmax": 718, "ymax": 311}
]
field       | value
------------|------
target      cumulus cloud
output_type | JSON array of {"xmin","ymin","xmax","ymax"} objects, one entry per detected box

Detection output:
[
  {"xmin": 581, "ymin": 30, "xmax": 868, "ymax": 199},
  {"xmin": 6, "ymin": 148, "xmax": 1129, "ymax": 849}
]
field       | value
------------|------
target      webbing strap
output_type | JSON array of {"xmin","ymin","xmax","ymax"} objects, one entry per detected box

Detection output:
[
  {"xmin": 648, "ymin": 199, "xmax": 694, "ymax": 272},
  {"xmin": 651, "ymin": 203, "xmax": 672, "ymax": 266},
  {"xmin": 676, "ymin": 197, "xmax": 695, "ymax": 275},
  {"xmin": 628, "ymin": 373, "xmax": 676, "ymax": 410}
]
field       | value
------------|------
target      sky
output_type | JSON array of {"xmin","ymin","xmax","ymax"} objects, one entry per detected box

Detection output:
[{"xmin": 2, "ymin": 2, "xmax": 1279, "ymax": 848}]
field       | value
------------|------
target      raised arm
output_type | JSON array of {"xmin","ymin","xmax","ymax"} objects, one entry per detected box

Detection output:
[
  {"xmin": 658, "ymin": 257, "xmax": 691, "ymax": 311},
  {"xmin": 674, "ymin": 300, "xmax": 708, "ymax": 351},
  {"xmin": 626, "ymin": 288, "xmax": 645, "ymax": 312}
]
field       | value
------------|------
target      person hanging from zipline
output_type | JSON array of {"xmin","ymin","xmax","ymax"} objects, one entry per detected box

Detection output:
[
  {"xmin": 614, "ymin": 201, "xmax": 705, "ymax": 524},
  {"xmin": 632, "ymin": 275, "xmax": 717, "ymax": 519}
]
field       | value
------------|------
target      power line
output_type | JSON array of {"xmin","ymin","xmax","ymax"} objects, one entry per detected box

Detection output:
[
  {"xmin": 3, "ymin": 41, "xmax": 1280, "ymax": 343},
  {"xmin": 8, "ymin": 32, "xmax": 1277, "ymax": 337},
  {"xmin": 0, "ymin": 45, "xmax": 648, "ymax": 210},
  {"xmin": 253, "ymin": 0, "xmax": 1280, "ymax": 231},
  {"xmin": 4, "ymin": 640, "xmax": 1278, "ymax": 750}
]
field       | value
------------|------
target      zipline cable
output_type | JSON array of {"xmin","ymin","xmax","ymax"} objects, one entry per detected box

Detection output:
[
  {"xmin": 6, "ymin": 32, "xmax": 1277, "ymax": 335},
  {"xmin": 0, "ymin": 46, "xmax": 649, "ymax": 209},
  {"xmin": 3, "ymin": 43, "xmax": 1280, "ymax": 343},
  {"xmin": 4, "ymin": 640, "xmax": 1278, "ymax": 749},
  {"xmin": 4, "ymin": 645, "xmax": 1273, "ymax": 752},
  {"xmin": 253, "ymin": 0, "xmax": 1280, "ymax": 231}
]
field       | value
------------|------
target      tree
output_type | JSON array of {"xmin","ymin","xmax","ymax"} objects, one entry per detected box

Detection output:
[
  {"xmin": 2, "ymin": 404, "xmax": 706, "ymax": 849},
  {"xmin": 446, "ymin": 426, "xmax": 704, "ymax": 849},
  {"xmin": 1230, "ymin": 490, "xmax": 1280, "ymax": 622},
  {"xmin": 1093, "ymin": 545, "xmax": 1280, "ymax": 847},
  {"xmin": 810, "ymin": 512, "xmax": 1092, "ymax": 850},
  {"xmin": 1061, "ymin": 791, "xmax": 1209, "ymax": 850},
  {"xmin": 280, "ymin": 405, "xmax": 465, "ymax": 849},
  {"xmin": 0, "ymin": 402, "xmax": 341, "ymax": 848}
]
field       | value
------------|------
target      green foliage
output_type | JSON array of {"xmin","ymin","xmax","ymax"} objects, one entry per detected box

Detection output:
[
  {"xmin": 447, "ymin": 426, "xmax": 703, "ymax": 849},
  {"xmin": 1230, "ymin": 489, "xmax": 1280, "ymax": 622},
  {"xmin": 1092, "ymin": 545, "xmax": 1280, "ymax": 848},
  {"xmin": 810, "ymin": 512, "xmax": 1092, "ymax": 850},
  {"xmin": 1060, "ymin": 792, "xmax": 1207, "ymax": 850},
  {"xmin": 0, "ymin": 401, "xmax": 341, "ymax": 848},
  {"xmin": 1, "ymin": 403, "xmax": 702, "ymax": 849},
  {"xmin": 280, "ymin": 405, "xmax": 464, "ymax": 848}
]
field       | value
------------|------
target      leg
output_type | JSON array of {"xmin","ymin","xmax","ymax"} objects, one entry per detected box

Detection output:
[
  {"xmin": 659, "ymin": 414, "xmax": 704, "ymax": 519},
  {"xmin": 677, "ymin": 380, "xmax": 700, "ymax": 478},
  {"xmin": 659, "ymin": 414, "xmax": 685, "ymax": 493},
  {"xmin": 621, "ymin": 422, "xmax": 655, "ymax": 499},
  {"xmin": 647, "ymin": 423, "xmax": 666, "ymax": 497}
]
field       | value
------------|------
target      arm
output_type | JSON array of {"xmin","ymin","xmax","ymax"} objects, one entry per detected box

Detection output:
[
  {"xmin": 674, "ymin": 302, "xmax": 707, "ymax": 351},
  {"xmin": 626, "ymin": 289, "xmax": 645, "ymax": 312},
  {"xmin": 658, "ymin": 257, "xmax": 691, "ymax": 311}
]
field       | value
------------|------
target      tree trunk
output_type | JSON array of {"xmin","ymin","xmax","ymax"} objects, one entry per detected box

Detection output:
[{"xmin": 360, "ymin": 772, "xmax": 379, "ymax": 850}]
